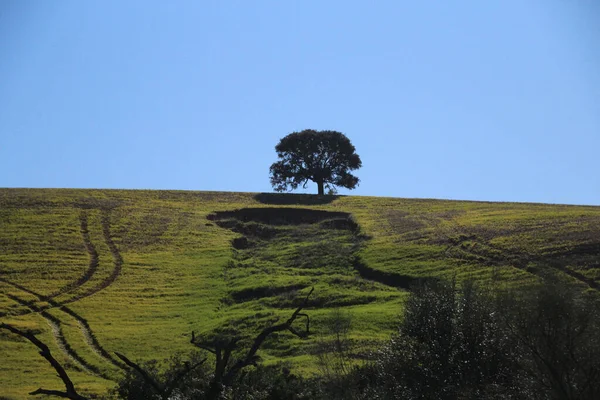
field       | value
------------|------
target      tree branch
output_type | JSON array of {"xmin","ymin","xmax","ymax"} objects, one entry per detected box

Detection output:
[
  {"xmin": 224, "ymin": 287, "xmax": 314, "ymax": 382},
  {"xmin": 163, "ymin": 358, "xmax": 207, "ymax": 399},
  {"xmin": 0, "ymin": 323, "xmax": 88, "ymax": 400},
  {"xmin": 189, "ymin": 288, "xmax": 314, "ymax": 399},
  {"xmin": 190, "ymin": 332, "xmax": 217, "ymax": 355},
  {"xmin": 115, "ymin": 351, "xmax": 206, "ymax": 400},
  {"xmin": 115, "ymin": 351, "xmax": 164, "ymax": 395}
]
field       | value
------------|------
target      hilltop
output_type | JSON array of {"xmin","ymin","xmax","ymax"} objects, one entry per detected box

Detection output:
[{"xmin": 1, "ymin": 189, "xmax": 599, "ymax": 398}]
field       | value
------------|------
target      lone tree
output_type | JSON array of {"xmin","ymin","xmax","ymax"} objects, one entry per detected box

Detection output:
[{"xmin": 269, "ymin": 129, "xmax": 362, "ymax": 195}]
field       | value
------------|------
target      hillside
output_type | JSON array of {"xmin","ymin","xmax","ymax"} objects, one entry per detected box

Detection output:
[{"xmin": 1, "ymin": 189, "xmax": 599, "ymax": 399}]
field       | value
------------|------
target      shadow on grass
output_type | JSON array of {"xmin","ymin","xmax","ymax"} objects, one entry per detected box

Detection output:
[
  {"xmin": 208, "ymin": 207, "xmax": 353, "ymax": 226},
  {"xmin": 253, "ymin": 192, "xmax": 339, "ymax": 205},
  {"xmin": 352, "ymin": 257, "xmax": 439, "ymax": 290}
]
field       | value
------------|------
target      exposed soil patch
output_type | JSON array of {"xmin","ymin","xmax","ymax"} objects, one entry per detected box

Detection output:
[
  {"xmin": 320, "ymin": 218, "xmax": 359, "ymax": 232},
  {"xmin": 208, "ymin": 207, "xmax": 352, "ymax": 226},
  {"xmin": 218, "ymin": 220, "xmax": 278, "ymax": 240},
  {"xmin": 352, "ymin": 258, "xmax": 439, "ymax": 289}
]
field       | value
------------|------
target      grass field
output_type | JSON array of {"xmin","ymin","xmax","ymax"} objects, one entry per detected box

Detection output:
[{"xmin": 1, "ymin": 189, "xmax": 599, "ymax": 399}]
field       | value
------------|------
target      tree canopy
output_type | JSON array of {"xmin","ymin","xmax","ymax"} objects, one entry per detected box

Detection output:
[{"xmin": 269, "ymin": 130, "xmax": 362, "ymax": 195}]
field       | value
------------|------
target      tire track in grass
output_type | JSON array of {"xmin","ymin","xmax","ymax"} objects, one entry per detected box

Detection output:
[
  {"xmin": 0, "ymin": 209, "xmax": 128, "ymax": 378},
  {"xmin": 446, "ymin": 236, "xmax": 600, "ymax": 291},
  {"xmin": 0, "ymin": 209, "xmax": 127, "ymax": 370},
  {"xmin": 3, "ymin": 210, "xmax": 100, "ymax": 310},
  {"xmin": 13, "ymin": 209, "xmax": 123, "ymax": 308},
  {"xmin": 0, "ymin": 278, "xmax": 126, "ymax": 371},
  {"xmin": 0, "ymin": 277, "xmax": 56, "ymax": 314},
  {"xmin": 3, "ymin": 293, "xmax": 112, "ymax": 379},
  {"xmin": 60, "ymin": 306, "xmax": 127, "ymax": 370},
  {"xmin": 59, "ymin": 211, "xmax": 123, "ymax": 305},
  {"xmin": 46, "ymin": 212, "xmax": 99, "ymax": 299}
]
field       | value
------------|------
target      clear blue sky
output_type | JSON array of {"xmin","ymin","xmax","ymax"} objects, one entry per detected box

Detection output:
[{"xmin": 1, "ymin": 1, "xmax": 598, "ymax": 205}]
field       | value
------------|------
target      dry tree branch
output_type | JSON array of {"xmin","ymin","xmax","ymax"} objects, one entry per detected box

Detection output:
[
  {"xmin": 115, "ymin": 352, "xmax": 164, "ymax": 394},
  {"xmin": 163, "ymin": 358, "xmax": 207, "ymax": 399},
  {"xmin": 0, "ymin": 322, "xmax": 88, "ymax": 400},
  {"xmin": 115, "ymin": 351, "xmax": 206, "ymax": 400},
  {"xmin": 190, "ymin": 287, "xmax": 314, "ymax": 395},
  {"xmin": 225, "ymin": 286, "xmax": 313, "ymax": 382},
  {"xmin": 3, "ymin": 286, "xmax": 313, "ymax": 400}
]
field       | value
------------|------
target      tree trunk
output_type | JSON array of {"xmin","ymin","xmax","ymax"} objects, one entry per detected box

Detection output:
[
  {"xmin": 317, "ymin": 180, "xmax": 324, "ymax": 195},
  {"xmin": 206, "ymin": 381, "xmax": 223, "ymax": 400}
]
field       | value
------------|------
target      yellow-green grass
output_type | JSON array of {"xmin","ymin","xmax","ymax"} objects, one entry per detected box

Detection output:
[{"xmin": 1, "ymin": 189, "xmax": 599, "ymax": 399}]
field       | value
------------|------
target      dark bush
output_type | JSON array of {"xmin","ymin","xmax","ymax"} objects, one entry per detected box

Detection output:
[
  {"xmin": 499, "ymin": 277, "xmax": 600, "ymax": 400},
  {"xmin": 371, "ymin": 280, "xmax": 522, "ymax": 399}
]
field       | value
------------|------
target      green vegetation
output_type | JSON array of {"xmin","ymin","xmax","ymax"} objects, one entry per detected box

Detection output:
[
  {"xmin": 113, "ymin": 276, "xmax": 600, "ymax": 399},
  {"xmin": 1, "ymin": 189, "xmax": 599, "ymax": 398}
]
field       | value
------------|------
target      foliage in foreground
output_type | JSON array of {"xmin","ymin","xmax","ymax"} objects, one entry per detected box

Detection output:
[
  {"xmin": 113, "ymin": 275, "xmax": 600, "ymax": 400},
  {"xmin": 3, "ymin": 272, "xmax": 600, "ymax": 399}
]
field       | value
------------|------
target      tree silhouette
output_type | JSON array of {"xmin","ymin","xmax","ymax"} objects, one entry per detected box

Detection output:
[{"xmin": 269, "ymin": 130, "xmax": 362, "ymax": 195}]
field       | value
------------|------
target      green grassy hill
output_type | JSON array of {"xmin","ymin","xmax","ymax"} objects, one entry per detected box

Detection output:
[{"xmin": 1, "ymin": 189, "xmax": 599, "ymax": 398}]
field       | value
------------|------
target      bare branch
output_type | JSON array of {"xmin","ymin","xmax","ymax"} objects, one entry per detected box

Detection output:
[
  {"xmin": 163, "ymin": 358, "xmax": 207, "ymax": 399},
  {"xmin": 0, "ymin": 323, "xmax": 88, "ymax": 400},
  {"xmin": 296, "ymin": 312, "xmax": 310, "ymax": 333},
  {"xmin": 115, "ymin": 352, "xmax": 164, "ymax": 395},
  {"xmin": 193, "ymin": 344, "xmax": 218, "ymax": 355},
  {"xmin": 224, "ymin": 287, "xmax": 314, "ymax": 382},
  {"xmin": 190, "ymin": 332, "xmax": 218, "ymax": 354},
  {"xmin": 115, "ymin": 350, "xmax": 207, "ymax": 400}
]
